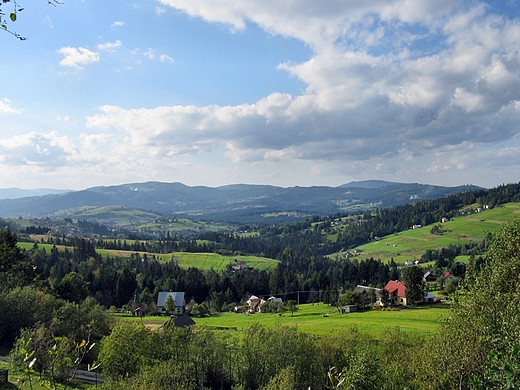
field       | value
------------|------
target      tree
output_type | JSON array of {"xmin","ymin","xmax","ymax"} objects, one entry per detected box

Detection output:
[
  {"xmin": 98, "ymin": 321, "xmax": 154, "ymax": 381},
  {"xmin": 163, "ymin": 294, "xmax": 175, "ymax": 315},
  {"xmin": 55, "ymin": 271, "xmax": 89, "ymax": 304},
  {"xmin": 379, "ymin": 288, "xmax": 392, "ymax": 307},
  {"xmin": 401, "ymin": 265, "xmax": 424, "ymax": 305},
  {"xmin": 0, "ymin": 228, "xmax": 33, "ymax": 289},
  {"xmin": 1, "ymin": 0, "xmax": 61, "ymax": 40},
  {"xmin": 415, "ymin": 220, "xmax": 520, "ymax": 389},
  {"xmin": 285, "ymin": 300, "xmax": 298, "ymax": 316}
]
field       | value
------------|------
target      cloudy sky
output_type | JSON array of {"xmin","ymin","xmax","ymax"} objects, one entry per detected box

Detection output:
[{"xmin": 1, "ymin": 0, "xmax": 520, "ymax": 190}]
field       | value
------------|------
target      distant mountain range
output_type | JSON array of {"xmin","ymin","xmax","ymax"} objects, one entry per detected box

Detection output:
[
  {"xmin": 0, "ymin": 188, "xmax": 70, "ymax": 200},
  {"xmin": 0, "ymin": 181, "xmax": 482, "ymax": 224}
]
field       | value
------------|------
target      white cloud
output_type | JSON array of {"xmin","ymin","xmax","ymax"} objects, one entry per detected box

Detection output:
[
  {"xmin": 0, "ymin": 98, "xmax": 20, "ymax": 114},
  {"xmin": 0, "ymin": 132, "xmax": 77, "ymax": 167},
  {"xmin": 159, "ymin": 54, "xmax": 175, "ymax": 63},
  {"xmin": 97, "ymin": 40, "xmax": 122, "ymax": 52},
  {"xmin": 58, "ymin": 47, "xmax": 100, "ymax": 69},
  {"xmin": 111, "ymin": 21, "xmax": 124, "ymax": 27}
]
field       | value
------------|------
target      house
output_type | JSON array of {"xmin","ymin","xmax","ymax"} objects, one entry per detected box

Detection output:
[
  {"xmin": 246, "ymin": 295, "xmax": 266, "ymax": 313},
  {"xmin": 423, "ymin": 271, "xmax": 436, "ymax": 283},
  {"xmin": 423, "ymin": 291, "xmax": 438, "ymax": 303},
  {"xmin": 232, "ymin": 260, "xmax": 249, "ymax": 272},
  {"xmin": 384, "ymin": 280, "xmax": 408, "ymax": 306},
  {"xmin": 157, "ymin": 291, "xmax": 186, "ymax": 315},
  {"xmin": 133, "ymin": 307, "xmax": 145, "ymax": 317},
  {"xmin": 441, "ymin": 217, "xmax": 449, "ymax": 223},
  {"xmin": 354, "ymin": 285, "xmax": 382, "ymax": 306},
  {"xmin": 341, "ymin": 305, "xmax": 358, "ymax": 313},
  {"xmin": 404, "ymin": 260, "xmax": 414, "ymax": 266}
]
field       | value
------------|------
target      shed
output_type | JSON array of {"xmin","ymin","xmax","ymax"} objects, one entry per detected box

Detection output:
[{"xmin": 341, "ymin": 305, "xmax": 358, "ymax": 313}]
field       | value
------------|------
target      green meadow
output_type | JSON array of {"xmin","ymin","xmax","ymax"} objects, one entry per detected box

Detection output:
[
  {"xmin": 16, "ymin": 242, "xmax": 278, "ymax": 272},
  {"xmin": 343, "ymin": 202, "xmax": 520, "ymax": 263},
  {"xmin": 123, "ymin": 302, "xmax": 449, "ymax": 338}
]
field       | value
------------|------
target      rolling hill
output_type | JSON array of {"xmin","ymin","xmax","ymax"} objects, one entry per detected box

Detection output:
[{"xmin": 0, "ymin": 181, "xmax": 482, "ymax": 224}]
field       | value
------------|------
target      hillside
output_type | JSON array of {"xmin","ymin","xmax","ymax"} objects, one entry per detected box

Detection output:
[
  {"xmin": 0, "ymin": 181, "xmax": 481, "ymax": 224},
  {"xmin": 342, "ymin": 202, "xmax": 520, "ymax": 263}
]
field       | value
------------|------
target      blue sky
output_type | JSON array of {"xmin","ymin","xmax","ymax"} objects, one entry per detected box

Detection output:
[{"xmin": 1, "ymin": 0, "xmax": 520, "ymax": 190}]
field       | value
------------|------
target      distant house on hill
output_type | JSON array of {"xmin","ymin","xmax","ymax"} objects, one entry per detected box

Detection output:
[
  {"xmin": 232, "ymin": 260, "xmax": 249, "ymax": 272},
  {"xmin": 157, "ymin": 291, "xmax": 186, "ymax": 315},
  {"xmin": 384, "ymin": 280, "xmax": 408, "ymax": 306}
]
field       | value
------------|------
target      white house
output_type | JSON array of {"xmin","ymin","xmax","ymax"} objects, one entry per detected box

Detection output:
[{"xmin": 157, "ymin": 291, "xmax": 186, "ymax": 315}]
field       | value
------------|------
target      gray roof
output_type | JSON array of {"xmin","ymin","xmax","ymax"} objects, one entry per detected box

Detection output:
[
  {"xmin": 173, "ymin": 313, "xmax": 196, "ymax": 328},
  {"xmin": 157, "ymin": 292, "xmax": 185, "ymax": 307}
]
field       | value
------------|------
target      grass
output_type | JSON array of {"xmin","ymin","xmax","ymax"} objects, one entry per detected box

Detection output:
[
  {"xmin": 337, "ymin": 202, "xmax": 520, "ymax": 263},
  {"xmin": 16, "ymin": 242, "xmax": 278, "ymax": 272},
  {"xmin": 119, "ymin": 302, "xmax": 449, "ymax": 339},
  {"xmin": 0, "ymin": 360, "xmax": 92, "ymax": 390}
]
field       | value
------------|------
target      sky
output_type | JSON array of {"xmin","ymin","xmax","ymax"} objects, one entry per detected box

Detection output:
[{"xmin": 1, "ymin": 0, "xmax": 520, "ymax": 190}]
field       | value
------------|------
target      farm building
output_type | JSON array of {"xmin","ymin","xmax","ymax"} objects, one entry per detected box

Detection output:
[{"xmin": 341, "ymin": 305, "xmax": 358, "ymax": 313}]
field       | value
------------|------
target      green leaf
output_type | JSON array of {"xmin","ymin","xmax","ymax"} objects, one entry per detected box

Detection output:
[
  {"xmin": 9, "ymin": 12, "xmax": 15, "ymax": 22},
  {"xmin": 63, "ymin": 356, "xmax": 73, "ymax": 365},
  {"xmin": 1, "ymin": 24, "xmax": 7, "ymax": 30}
]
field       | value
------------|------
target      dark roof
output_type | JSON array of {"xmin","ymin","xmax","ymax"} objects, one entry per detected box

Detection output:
[{"xmin": 173, "ymin": 314, "xmax": 196, "ymax": 328}]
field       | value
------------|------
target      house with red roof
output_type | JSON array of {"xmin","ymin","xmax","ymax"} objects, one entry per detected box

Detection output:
[{"xmin": 384, "ymin": 280, "xmax": 408, "ymax": 306}]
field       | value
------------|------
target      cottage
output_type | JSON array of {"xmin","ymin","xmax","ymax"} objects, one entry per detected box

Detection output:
[
  {"xmin": 341, "ymin": 305, "xmax": 358, "ymax": 313},
  {"xmin": 384, "ymin": 280, "xmax": 408, "ymax": 306},
  {"xmin": 157, "ymin": 291, "xmax": 186, "ymax": 315}
]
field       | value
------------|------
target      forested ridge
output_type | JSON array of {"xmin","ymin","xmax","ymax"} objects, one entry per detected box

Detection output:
[{"xmin": 1, "ymin": 182, "xmax": 520, "ymax": 389}]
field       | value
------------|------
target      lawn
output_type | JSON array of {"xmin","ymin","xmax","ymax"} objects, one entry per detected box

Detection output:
[{"xmin": 120, "ymin": 302, "xmax": 449, "ymax": 339}]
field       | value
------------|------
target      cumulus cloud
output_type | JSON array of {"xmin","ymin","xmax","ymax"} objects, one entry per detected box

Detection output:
[
  {"xmin": 107, "ymin": 0, "xmax": 520, "ymax": 168},
  {"xmin": 0, "ymin": 98, "xmax": 20, "ymax": 114},
  {"xmin": 0, "ymin": 132, "xmax": 78, "ymax": 167},
  {"xmin": 58, "ymin": 46, "xmax": 100, "ymax": 69},
  {"xmin": 111, "ymin": 21, "xmax": 124, "ymax": 27},
  {"xmin": 80, "ymin": 1, "xmax": 520, "ymax": 186}
]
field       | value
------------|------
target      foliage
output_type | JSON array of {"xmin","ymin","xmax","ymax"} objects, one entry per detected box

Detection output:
[
  {"xmin": 10, "ymin": 325, "xmax": 98, "ymax": 390},
  {"xmin": 97, "ymin": 321, "xmax": 154, "ymax": 381},
  {"xmin": 415, "ymin": 220, "xmax": 520, "ymax": 389},
  {"xmin": 401, "ymin": 265, "xmax": 424, "ymax": 305}
]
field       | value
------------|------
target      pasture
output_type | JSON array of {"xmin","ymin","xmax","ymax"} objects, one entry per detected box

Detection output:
[
  {"xmin": 123, "ymin": 302, "xmax": 449, "ymax": 338},
  {"xmin": 16, "ymin": 241, "xmax": 278, "ymax": 272},
  {"xmin": 343, "ymin": 202, "xmax": 520, "ymax": 263}
]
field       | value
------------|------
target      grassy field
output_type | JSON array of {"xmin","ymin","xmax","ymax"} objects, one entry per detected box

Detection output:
[
  {"xmin": 338, "ymin": 202, "xmax": 520, "ymax": 264},
  {"xmin": 120, "ymin": 302, "xmax": 449, "ymax": 338},
  {"xmin": 16, "ymin": 242, "xmax": 278, "ymax": 272}
]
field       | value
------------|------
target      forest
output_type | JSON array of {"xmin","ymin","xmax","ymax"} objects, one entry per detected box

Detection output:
[{"xmin": 1, "ymin": 182, "xmax": 520, "ymax": 388}]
